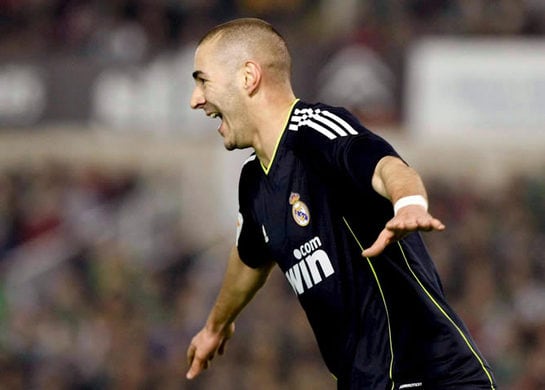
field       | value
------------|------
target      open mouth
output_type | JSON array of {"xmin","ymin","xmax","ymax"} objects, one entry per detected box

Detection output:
[
  {"xmin": 207, "ymin": 112, "xmax": 223, "ymax": 132},
  {"xmin": 207, "ymin": 112, "xmax": 222, "ymax": 120}
]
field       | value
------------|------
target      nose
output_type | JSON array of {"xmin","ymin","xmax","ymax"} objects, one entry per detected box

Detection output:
[{"xmin": 190, "ymin": 86, "xmax": 205, "ymax": 109}]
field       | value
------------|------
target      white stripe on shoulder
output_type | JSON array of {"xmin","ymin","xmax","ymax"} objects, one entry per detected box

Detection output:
[
  {"xmin": 311, "ymin": 110, "xmax": 347, "ymax": 137},
  {"xmin": 321, "ymin": 110, "xmax": 358, "ymax": 135},
  {"xmin": 306, "ymin": 120, "xmax": 337, "ymax": 139},
  {"xmin": 289, "ymin": 107, "xmax": 359, "ymax": 139}
]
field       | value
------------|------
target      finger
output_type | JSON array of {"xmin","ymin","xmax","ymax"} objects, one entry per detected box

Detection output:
[
  {"xmin": 362, "ymin": 229, "xmax": 394, "ymax": 258},
  {"xmin": 186, "ymin": 345, "xmax": 195, "ymax": 367},
  {"xmin": 386, "ymin": 216, "xmax": 417, "ymax": 230},
  {"xmin": 387, "ymin": 216, "xmax": 445, "ymax": 232},
  {"xmin": 186, "ymin": 344, "xmax": 214, "ymax": 380},
  {"xmin": 412, "ymin": 217, "xmax": 445, "ymax": 232},
  {"xmin": 218, "ymin": 339, "xmax": 227, "ymax": 355},
  {"xmin": 186, "ymin": 354, "xmax": 206, "ymax": 380},
  {"xmin": 431, "ymin": 218, "xmax": 446, "ymax": 230}
]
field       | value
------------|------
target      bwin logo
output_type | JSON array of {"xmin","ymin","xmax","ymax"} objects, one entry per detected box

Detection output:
[{"xmin": 285, "ymin": 236, "xmax": 334, "ymax": 295}]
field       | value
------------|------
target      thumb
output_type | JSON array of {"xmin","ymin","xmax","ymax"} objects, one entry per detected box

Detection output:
[{"xmin": 362, "ymin": 228, "xmax": 394, "ymax": 258}]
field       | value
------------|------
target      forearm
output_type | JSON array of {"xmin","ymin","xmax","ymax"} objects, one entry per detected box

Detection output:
[
  {"xmin": 186, "ymin": 247, "xmax": 274, "ymax": 380},
  {"xmin": 363, "ymin": 156, "xmax": 444, "ymax": 257},
  {"xmin": 372, "ymin": 156, "xmax": 428, "ymax": 203},
  {"xmin": 205, "ymin": 246, "xmax": 274, "ymax": 333}
]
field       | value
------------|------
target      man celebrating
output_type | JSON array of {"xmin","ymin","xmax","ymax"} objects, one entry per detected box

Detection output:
[{"xmin": 186, "ymin": 18, "xmax": 496, "ymax": 389}]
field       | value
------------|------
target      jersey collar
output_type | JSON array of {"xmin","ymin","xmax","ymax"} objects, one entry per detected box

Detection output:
[{"xmin": 260, "ymin": 98, "xmax": 300, "ymax": 175}]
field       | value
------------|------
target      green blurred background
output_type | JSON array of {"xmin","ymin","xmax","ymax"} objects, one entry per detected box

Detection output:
[{"xmin": 1, "ymin": 1, "xmax": 544, "ymax": 388}]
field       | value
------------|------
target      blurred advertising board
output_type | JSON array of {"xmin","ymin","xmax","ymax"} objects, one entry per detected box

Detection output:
[
  {"xmin": 0, "ymin": 47, "xmax": 208, "ymax": 135},
  {"xmin": 0, "ymin": 58, "xmax": 98, "ymax": 128},
  {"xmin": 0, "ymin": 64, "xmax": 46, "ymax": 127},
  {"xmin": 406, "ymin": 38, "xmax": 545, "ymax": 137}
]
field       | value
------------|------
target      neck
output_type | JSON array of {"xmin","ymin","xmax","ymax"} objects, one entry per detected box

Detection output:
[{"xmin": 253, "ymin": 92, "xmax": 297, "ymax": 169}]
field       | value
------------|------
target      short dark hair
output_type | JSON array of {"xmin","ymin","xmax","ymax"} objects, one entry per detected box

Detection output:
[{"xmin": 198, "ymin": 18, "xmax": 292, "ymax": 82}]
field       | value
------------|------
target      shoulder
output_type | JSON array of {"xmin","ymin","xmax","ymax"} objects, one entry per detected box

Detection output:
[
  {"xmin": 285, "ymin": 101, "xmax": 379, "ymax": 165},
  {"xmin": 238, "ymin": 153, "xmax": 261, "ymax": 193},
  {"xmin": 240, "ymin": 153, "xmax": 259, "ymax": 171},
  {"xmin": 285, "ymin": 101, "xmax": 399, "ymax": 174},
  {"xmin": 239, "ymin": 153, "xmax": 261, "ymax": 180},
  {"xmin": 288, "ymin": 101, "xmax": 367, "ymax": 142}
]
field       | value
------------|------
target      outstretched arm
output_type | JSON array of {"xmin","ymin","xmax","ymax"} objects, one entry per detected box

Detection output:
[
  {"xmin": 363, "ymin": 156, "xmax": 445, "ymax": 257},
  {"xmin": 186, "ymin": 245, "xmax": 275, "ymax": 379}
]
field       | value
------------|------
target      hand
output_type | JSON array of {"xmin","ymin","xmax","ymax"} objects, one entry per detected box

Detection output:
[
  {"xmin": 362, "ymin": 205, "xmax": 445, "ymax": 258},
  {"xmin": 186, "ymin": 322, "xmax": 235, "ymax": 380}
]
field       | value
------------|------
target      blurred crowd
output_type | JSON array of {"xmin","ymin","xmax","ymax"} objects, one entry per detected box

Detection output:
[
  {"xmin": 1, "ymin": 1, "xmax": 545, "ymax": 389},
  {"xmin": 426, "ymin": 175, "xmax": 545, "ymax": 389},
  {"xmin": 1, "ymin": 0, "xmax": 545, "ymax": 125},
  {"xmin": 2, "ymin": 0, "xmax": 544, "ymax": 57},
  {"xmin": 0, "ymin": 161, "xmax": 544, "ymax": 389}
]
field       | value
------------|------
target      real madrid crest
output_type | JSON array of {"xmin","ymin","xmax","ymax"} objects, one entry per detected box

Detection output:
[{"xmin": 289, "ymin": 192, "xmax": 310, "ymax": 227}]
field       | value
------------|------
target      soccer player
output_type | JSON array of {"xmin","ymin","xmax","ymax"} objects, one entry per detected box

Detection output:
[{"xmin": 186, "ymin": 18, "xmax": 497, "ymax": 389}]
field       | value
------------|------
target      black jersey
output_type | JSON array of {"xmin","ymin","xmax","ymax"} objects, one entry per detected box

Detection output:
[{"xmin": 236, "ymin": 100, "xmax": 496, "ymax": 389}]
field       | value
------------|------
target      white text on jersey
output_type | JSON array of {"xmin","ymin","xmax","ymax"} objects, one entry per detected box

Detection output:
[{"xmin": 285, "ymin": 236, "xmax": 334, "ymax": 295}]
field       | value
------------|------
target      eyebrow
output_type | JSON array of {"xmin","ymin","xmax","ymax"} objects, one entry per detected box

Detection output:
[{"xmin": 192, "ymin": 70, "xmax": 204, "ymax": 80}]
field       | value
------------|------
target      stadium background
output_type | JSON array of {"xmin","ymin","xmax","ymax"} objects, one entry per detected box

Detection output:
[{"xmin": 1, "ymin": 1, "xmax": 544, "ymax": 388}]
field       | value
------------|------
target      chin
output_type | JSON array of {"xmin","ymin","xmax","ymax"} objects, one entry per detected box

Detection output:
[
  {"xmin": 224, "ymin": 140, "xmax": 249, "ymax": 151},
  {"xmin": 223, "ymin": 138, "xmax": 237, "ymax": 150}
]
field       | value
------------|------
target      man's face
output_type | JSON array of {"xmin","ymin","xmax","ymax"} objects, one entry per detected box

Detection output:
[{"xmin": 190, "ymin": 39, "xmax": 251, "ymax": 151}]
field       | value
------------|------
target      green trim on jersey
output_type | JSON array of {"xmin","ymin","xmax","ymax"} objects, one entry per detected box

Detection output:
[
  {"xmin": 397, "ymin": 243, "xmax": 497, "ymax": 389},
  {"xmin": 343, "ymin": 217, "xmax": 395, "ymax": 390},
  {"xmin": 343, "ymin": 217, "xmax": 496, "ymax": 389},
  {"xmin": 260, "ymin": 98, "xmax": 300, "ymax": 175}
]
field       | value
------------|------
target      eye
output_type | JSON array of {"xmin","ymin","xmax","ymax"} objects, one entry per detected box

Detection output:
[{"xmin": 193, "ymin": 77, "xmax": 206, "ymax": 89}]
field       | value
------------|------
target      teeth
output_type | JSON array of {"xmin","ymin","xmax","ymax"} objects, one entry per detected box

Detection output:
[{"xmin": 209, "ymin": 112, "xmax": 220, "ymax": 119}]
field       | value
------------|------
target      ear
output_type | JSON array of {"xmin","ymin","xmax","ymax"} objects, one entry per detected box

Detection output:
[{"xmin": 243, "ymin": 61, "xmax": 261, "ymax": 96}]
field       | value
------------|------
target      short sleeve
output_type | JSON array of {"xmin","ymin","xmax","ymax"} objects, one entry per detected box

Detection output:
[
  {"xmin": 341, "ymin": 131, "xmax": 401, "ymax": 191},
  {"xmin": 236, "ymin": 209, "xmax": 272, "ymax": 268},
  {"xmin": 295, "ymin": 105, "xmax": 401, "ymax": 193},
  {"xmin": 236, "ymin": 159, "xmax": 273, "ymax": 268}
]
